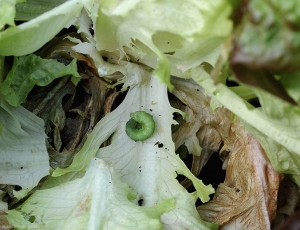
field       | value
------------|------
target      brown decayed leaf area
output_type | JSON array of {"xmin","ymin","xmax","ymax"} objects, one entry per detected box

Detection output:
[
  {"xmin": 198, "ymin": 120, "xmax": 283, "ymax": 229},
  {"xmin": 171, "ymin": 78, "xmax": 230, "ymax": 188},
  {"xmin": 171, "ymin": 77, "xmax": 284, "ymax": 229},
  {"xmin": 24, "ymin": 34, "xmax": 111, "ymax": 169}
]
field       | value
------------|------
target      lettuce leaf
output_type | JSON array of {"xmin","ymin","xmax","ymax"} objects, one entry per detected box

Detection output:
[
  {"xmin": 7, "ymin": 158, "xmax": 175, "ymax": 230},
  {"xmin": 191, "ymin": 66, "xmax": 300, "ymax": 186},
  {"xmin": 1, "ymin": 54, "xmax": 81, "ymax": 107},
  {"xmin": 0, "ymin": 0, "xmax": 24, "ymax": 30},
  {"xmin": 230, "ymin": 0, "xmax": 300, "ymax": 104},
  {"xmin": 52, "ymin": 63, "xmax": 215, "ymax": 229},
  {"xmin": 15, "ymin": 0, "xmax": 67, "ymax": 21},
  {"xmin": 0, "ymin": 0, "xmax": 84, "ymax": 56},
  {"xmin": 0, "ymin": 98, "xmax": 49, "ymax": 199},
  {"xmin": 95, "ymin": 0, "xmax": 232, "ymax": 89}
]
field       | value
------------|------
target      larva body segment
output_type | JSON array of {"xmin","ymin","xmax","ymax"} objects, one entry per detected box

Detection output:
[{"xmin": 126, "ymin": 111, "xmax": 155, "ymax": 141}]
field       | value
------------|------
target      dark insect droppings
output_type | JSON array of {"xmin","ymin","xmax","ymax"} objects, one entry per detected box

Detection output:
[
  {"xmin": 89, "ymin": 28, "xmax": 94, "ymax": 35},
  {"xmin": 138, "ymin": 199, "xmax": 144, "ymax": 206}
]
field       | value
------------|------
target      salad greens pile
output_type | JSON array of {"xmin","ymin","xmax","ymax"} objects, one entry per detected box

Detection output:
[{"xmin": 1, "ymin": 0, "xmax": 300, "ymax": 229}]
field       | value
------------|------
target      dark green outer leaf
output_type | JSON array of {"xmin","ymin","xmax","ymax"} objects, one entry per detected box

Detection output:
[{"xmin": 1, "ymin": 54, "xmax": 81, "ymax": 106}]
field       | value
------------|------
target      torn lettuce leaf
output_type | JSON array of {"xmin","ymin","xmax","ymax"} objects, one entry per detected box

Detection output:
[
  {"xmin": 7, "ymin": 158, "xmax": 175, "ymax": 230},
  {"xmin": 53, "ymin": 63, "xmax": 216, "ymax": 229},
  {"xmin": 7, "ymin": 156, "xmax": 215, "ymax": 228},
  {"xmin": 0, "ymin": 98, "xmax": 49, "ymax": 199},
  {"xmin": 1, "ymin": 54, "xmax": 81, "ymax": 107},
  {"xmin": 95, "ymin": 0, "xmax": 232, "ymax": 90}
]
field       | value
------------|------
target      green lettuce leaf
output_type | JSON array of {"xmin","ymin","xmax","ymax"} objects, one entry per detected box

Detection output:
[
  {"xmin": 0, "ymin": 0, "xmax": 24, "ymax": 30},
  {"xmin": 95, "ymin": 0, "xmax": 232, "ymax": 90},
  {"xmin": 248, "ymin": 88, "xmax": 300, "ymax": 175},
  {"xmin": 0, "ymin": 0, "xmax": 84, "ymax": 56},
  {"xmin": 191, "ymin": 66, "xmax": 300, "ymax": 186},
  {"xmin": 53, "ymin": 63, "xmax": 216, "ymax": 229},
  {"xmin": 242, "ymin": 123, "xmax": 300, "ymax": 176},
  {"xmin": 192, "ymin": 66, "xmax": 300, "ymax": 154},
  {"xmin": 7, "ymin": 158, "xmax": 175, "ymax": 230},
  {"xmin": 1, "ymin": 54, "xmax": 81, "ymax": 107},
  {"xmin": 279, "ymin": 72, "xmax": 300, "ymax": 104},
  {"xmin": 0, "ymin": 98, "xmax": 49, "ymax": 199}
]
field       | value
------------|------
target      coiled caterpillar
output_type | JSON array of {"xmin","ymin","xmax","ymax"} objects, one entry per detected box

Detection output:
[{"xmin": 126, "ymin": 111, "xmax": 155, "ymax": 141}]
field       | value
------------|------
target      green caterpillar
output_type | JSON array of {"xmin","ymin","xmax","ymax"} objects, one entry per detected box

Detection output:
[{"xmin": 126, "ymin": 111, "xmax": 155, "ymax": 141}]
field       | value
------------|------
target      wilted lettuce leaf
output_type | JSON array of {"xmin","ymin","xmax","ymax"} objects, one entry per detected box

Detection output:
[
  {"xmin": 171, "ymin": 78, "xmax": 233, "ymax": 187},
  {"xmin": 198, "ymin": 121, "xmax": 283, "ymax": 229},
  {"xmin": 192, "ymin": 66, "xmax": 300, "ymax": 172},
  {"xmin": 1, "ymin": 54, "xmax": 81, "ymax": 107}
]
